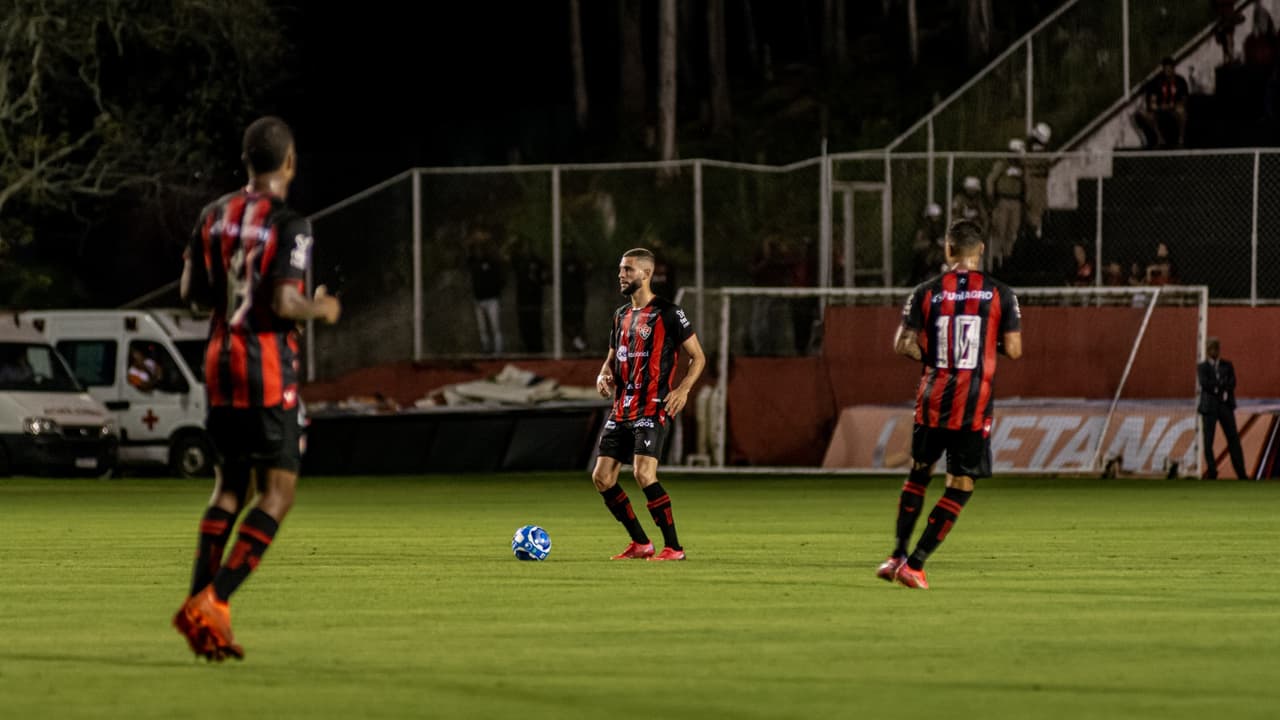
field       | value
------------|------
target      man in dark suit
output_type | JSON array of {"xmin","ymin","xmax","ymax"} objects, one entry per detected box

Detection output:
[{"xmin": 1198, "ymin": 337, "xmax": 1248, "ymax": 479}]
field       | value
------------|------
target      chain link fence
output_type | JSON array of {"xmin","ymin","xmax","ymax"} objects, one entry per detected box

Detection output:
[{"xmin": 301, "ymin": 148, "xmax": 1280, "ymax": 378}]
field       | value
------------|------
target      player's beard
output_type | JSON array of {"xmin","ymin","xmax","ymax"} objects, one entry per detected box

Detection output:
[{"xmin": 620, "ymin": 280, "xmax": 641, "ymax": 296}]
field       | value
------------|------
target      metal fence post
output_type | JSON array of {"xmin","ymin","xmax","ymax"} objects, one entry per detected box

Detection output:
[
  {"xmin": 927, "ymin": 117, "xmax": 935, "ymax": 205},
  {"xmin": 1252, "ymin": 150, "xmax": 1260, "ymax": 306},
  {"xmin": 1025, "ymin": 36, "xmax": 1034, "ymax": 136},
  {"xmin": 412, "ymin": 169, "xmax": 423, "ymax": 361},
  {"xmin": 1095, "ymin": 176, "xmax": 1104, "ymax": 287},
  {"xmin": 694, "ymin": 160, "xmax": 705, "ymax": 340},
  {"xmin": 944, "ymin": 153, "xmax": 954, "ymax": 228},
  {"xmin": 552, "ymin": 166, "xmax": 563, "ymax": 359},
  {"xmin": 1122, "ymin": 0, "xmax": 1131, "ymax": 97},
  {"xmin": 819, "ymin": 139, "xmax": 832, "ymax": 291}
]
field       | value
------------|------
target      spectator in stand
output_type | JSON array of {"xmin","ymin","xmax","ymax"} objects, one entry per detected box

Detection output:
[
  {"xmin": 466, "ymin": 224, "xmax": 506, "ymax": 355},
  {"xmin": 985, "ymin": 138, "xmax": 1026, "ymax": 272},
  {"xmin": 1134, "ymin": 57, "xmax": 1189, "ymax": 148},
  {"xmin": 1245, "ymin": 3, "xmax": 1277, "ymax": 68},
  {"xmin": 1067, "ymin": 242, "xmax": 1095, "ymax": 287},
  {"xmin": 647, "ymin": 236, "xmax": 678, "ymax": 301},
  {"xmin": 1213, "ymin": 0, "xmax": 1246, "ymax": 66},
  {"xmin": 561, "ymin": 237, "xmax": 590, "ymax": 353},
  {"xmin": 790, "ymin": 235, "xmax": 820, "ymax": 356},
  {"xmin": 1144, "ymin": 241, "xmax": 1177, "ymax": 285},
  {"xmin": 1024, "ymin": 122, "xmax": 1052, "ymax": 239},
  {"xmin": 909, "ymin": 203, "xmax": 947, "ymax": 285},
  {"xmin": 748, "ymin": 233, "xmax": 794, "ymax": 355},
  {"xmin": 512, "ymin": 235, "xmax": 549, "ymax": 354},
  {"xmin": 950, "ymin": 175, "xmax": 989, "ymax": 237},
  {"xmin": 1102, "ymin": 260, "xmax": 1127, "ymax": 287}
]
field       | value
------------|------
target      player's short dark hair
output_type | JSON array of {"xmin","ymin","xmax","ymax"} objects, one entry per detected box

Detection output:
[
  {"xmin": 946, "ymin": 220, "xmax": 985, "ymax": 255},
  {"xmin": 242, "ymin": 116, "xmax": 294, "ymax": 174},
  {"xmin": 623, "ymin": 248, "xmax": 655, "ymax": 264}
]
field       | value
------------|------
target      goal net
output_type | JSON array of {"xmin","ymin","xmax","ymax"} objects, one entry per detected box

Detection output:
[{"xmin": 671, "ymin": 285, "xmax": 1208, "ymax": 477}]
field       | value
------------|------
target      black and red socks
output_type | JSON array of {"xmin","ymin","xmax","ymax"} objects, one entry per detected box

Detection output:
[
  {"xmin": 907, "ymin": 487, "xmax": 973, "ymax": 571},
  {"xmin": 190, "ymin": 506, "xmax": 237, "ymax": 597},
  {"xmin": 212, "ymin": 508, "xmax": 280, "ymax": 602},
  {"xmin": 643, "ymin": 482, "xmax": 681, "ymax": 551},
  {"xmin": 600, "ymin": 484, "xmax": 650, "ymax": 544},
  {"xmin": 894, "ymin": 467, "xmax": 932, "ymax": 558}
]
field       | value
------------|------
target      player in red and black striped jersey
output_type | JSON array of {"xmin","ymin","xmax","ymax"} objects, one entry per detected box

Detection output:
[
  {"xmin": 592, "ymin": 248, "xmax": 706, "ymax": 561},
  {"xmin": 876, "ymin": 219, "xmax": 1023, "ymax": 589},
  {"xmin": 173, "ymin": 116, "xmax": 341, "ymax": 661}
]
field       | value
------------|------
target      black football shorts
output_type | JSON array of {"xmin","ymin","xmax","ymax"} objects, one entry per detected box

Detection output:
[
  {"xmin": 597, "ymin": 415, "xmax": 669, "ymax": 461},
  {"xmin": 207, "ymin": 406, "xmax": 301, "ymax": 473},
  {"xmin": 911, "ymin": 423, "xmax": 992, "ymax": 479}
]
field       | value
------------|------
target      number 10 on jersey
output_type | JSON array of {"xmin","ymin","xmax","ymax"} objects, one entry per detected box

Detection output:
[{"xmin": 935, "ymin": 314, "xmax": 981, "ymax": 370}]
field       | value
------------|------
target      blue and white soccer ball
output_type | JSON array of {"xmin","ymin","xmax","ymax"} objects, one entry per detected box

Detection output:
[{"xmin": 512, "ymin": 524, "xmax": 552, "ymax": 561}]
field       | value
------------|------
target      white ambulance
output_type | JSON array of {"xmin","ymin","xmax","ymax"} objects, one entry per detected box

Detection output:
[
  {"xmin": 0, "ymin": 316, "xmax": 119, "ymax": 475},
  {"xmin": 22, "ymin": 309, "xmax": 214, "ymax": 477}
]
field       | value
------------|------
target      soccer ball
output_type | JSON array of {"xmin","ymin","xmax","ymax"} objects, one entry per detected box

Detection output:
[{"xmin": 512, "ymin": 524, "xmax": 552, "ymax": 561}]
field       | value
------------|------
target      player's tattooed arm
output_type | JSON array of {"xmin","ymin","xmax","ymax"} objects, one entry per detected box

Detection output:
[{"xmin": 893, "ymin": 326, "xmax": 923, "ymax": 361}]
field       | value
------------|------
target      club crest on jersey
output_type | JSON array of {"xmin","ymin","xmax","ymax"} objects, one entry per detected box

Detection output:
[
  {"xmin": 291, "ymin": 234, "xmax": 313, "ymax": 270},
  {"xmin": 637, "ymin": 324, "xmax": 652, "ymax": 340}
]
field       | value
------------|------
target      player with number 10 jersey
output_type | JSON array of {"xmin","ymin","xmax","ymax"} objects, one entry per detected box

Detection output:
[
  {"xmin": 901, "ymin": 259, "xmax": 1021, "ymax": 431},
  {"xmin": 875, "ymin": 220, "xmax": 1023, "ymax": 590}
]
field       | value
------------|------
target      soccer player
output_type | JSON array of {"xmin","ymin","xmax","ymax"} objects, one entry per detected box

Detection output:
[
  {"xmin": 876, "ymin": 219, "xmax": 1022, "ymax": 589},
  {"xmin": 592, "ymin": 248, "xmax": 706, "ymax": 561},
  {"xmin": 173, "ymin": 116, "xmax": 341, "ymax": 660}
]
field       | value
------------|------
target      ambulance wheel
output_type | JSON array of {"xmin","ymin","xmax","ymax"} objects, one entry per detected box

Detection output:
[{"xmin": 170, "ymin": 432, "xmax": 214, "ymax": 478}]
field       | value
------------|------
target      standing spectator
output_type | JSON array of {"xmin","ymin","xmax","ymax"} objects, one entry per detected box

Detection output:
[
  {"xmin": 1212, "ymin": 0, "xmax": 1246, "ymax": 66},
  {"xmin": 790, "ymin": 235, "xmax": 820, "ymax": 355},
  {"xmin": 1144, "ymin": 241, "xmax": 1177, "ymax": 285},
  {"xmin": 748, "ymin": 233, "xmax": 793, "ymax": 355},
  {"xmin": 950, "ymin": 176, "xmax": 989, "ymax": 237},
  {"xmin": 512, "ymin": 235, "xmax": 549, "ymax": 354},
  {"xmin": 909, "ymin": 203, "xmax": 947, "ymax": 285},
  {"xmin": 466, "ymin": 224, "xmax": 505, "ymax": 355},
  {"xmin": 562, "ymin": 237, "xmax": 590, "ymax": 352},
  {"xmin": 648, "ymin": 236, "xmax": 678, "ymax": 301},
  {"xmin": 986, "ymin": 138, "xmax": 1026, "ymax": 272},
  {"xmin": 1102, "ymin": 260, "xmax": 1127, "ymax": 286},
  {"xmin": 1198, "ymin": 337, "xmax": 1249, "ymax": 479},
  {"xmin": 1024, "ymin": 122, "xmax": 1052, "ymax": 239},
  {"xmin": 1134, "ymin": 57, "xmax": 1189, "ymax": 148},
  {"xmin": 1067, "ymin": 242, "xmax": 1095, "ymax": 287}
]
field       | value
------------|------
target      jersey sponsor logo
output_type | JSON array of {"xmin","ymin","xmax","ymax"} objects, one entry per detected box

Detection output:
[
  {"xmin": 291, "ymin": 234, "xmax": 313, "ymax": 270},
  {"xmin": 210, "ymin": 219, "xmax": 272, "ymax": 242},
  {"xmin": 637, "ymin": 324, "xmax": 652, "ymax": 339},
  {"xmin": 616, "ymin": 345, "xmax": 628, "ymax": 362},
  {"xmin": 932, "ymin": 289, "xmax": 994, "ymax": 303},
  {"xmin": 675, "ymin": 309, "xmax": 690, "ymax": 328},
  {"xmin": 634, "ymin": 417, "xmax": 655, "ymax": 428}
]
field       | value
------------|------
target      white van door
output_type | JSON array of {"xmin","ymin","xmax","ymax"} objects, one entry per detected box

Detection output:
[{"xmin": 119, "ymin": 338, "xmax": 192, "ymax": 448}]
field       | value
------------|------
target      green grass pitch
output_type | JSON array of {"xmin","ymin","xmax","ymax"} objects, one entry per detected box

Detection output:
[{"xmin": 1, "ymin": 473, "xmax": 1278, "ymax": 719}]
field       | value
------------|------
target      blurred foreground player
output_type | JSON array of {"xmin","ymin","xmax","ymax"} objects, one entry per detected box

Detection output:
[
  {"xmin": 877, "ymin": 220, "xmax": 1022, "ymax": 589},
  {"xmin": 592, "ymin": 248, "xmax": 706, "ymax": 561},
  {"xmin": 173, "ymin": 116, "xmax": 341, "ymax": 660}
]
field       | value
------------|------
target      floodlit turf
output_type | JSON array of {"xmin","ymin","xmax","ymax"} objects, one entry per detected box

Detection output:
[{"xmin": 1, "ymin": 473, "xmax": 1278, "ymax": 719}]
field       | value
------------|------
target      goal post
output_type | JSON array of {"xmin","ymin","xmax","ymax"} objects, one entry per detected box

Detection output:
[{"xmin": 672, "ymin": 284, "xmax": 1208, "ymax": 476}]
